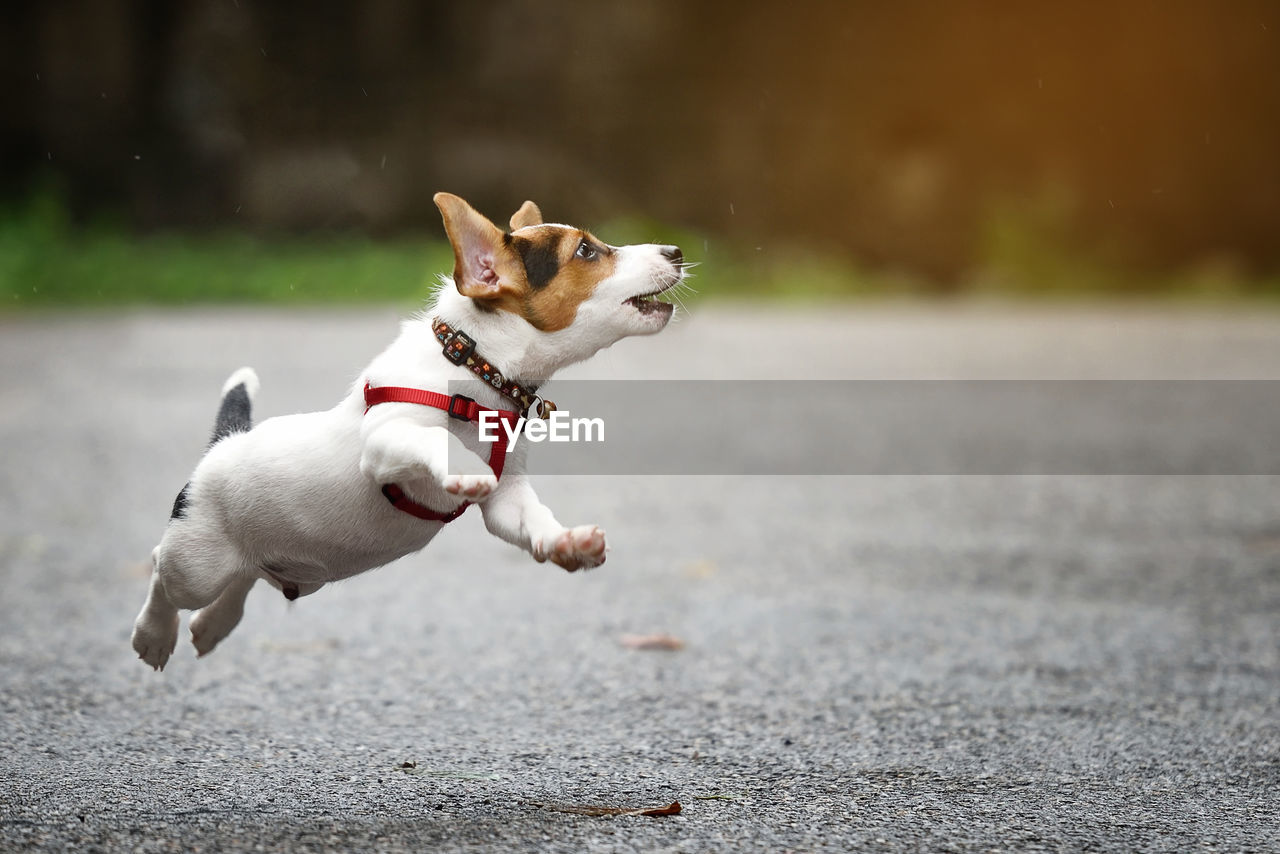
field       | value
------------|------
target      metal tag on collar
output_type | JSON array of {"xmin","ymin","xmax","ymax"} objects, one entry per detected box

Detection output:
[
  {"xmin": 527, "ymin": 395, "xmax": 556, "ymax": 420},
  {"xmin": 443, "ymin": 330, "xmax": 476, "ymax": 364}
]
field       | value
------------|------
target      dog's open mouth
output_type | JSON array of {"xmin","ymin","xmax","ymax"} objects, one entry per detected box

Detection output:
[{"xmin": 624, "ymin": 281, "xmax": 678, "ymax": 316}]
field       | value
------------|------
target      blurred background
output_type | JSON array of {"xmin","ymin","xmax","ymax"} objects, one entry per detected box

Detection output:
[{"xmin": 3, "ymin": 0, "xmax": 1279, "ymax": 304}]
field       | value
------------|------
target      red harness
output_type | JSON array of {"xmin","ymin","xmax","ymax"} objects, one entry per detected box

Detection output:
[{"xmin": 363, "ymin": 383, "xmax": 519, "ymax": 523}]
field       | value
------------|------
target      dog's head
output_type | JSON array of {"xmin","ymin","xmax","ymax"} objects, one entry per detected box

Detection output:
[{"xmin": 434, "ymin": 193, "xmax": 684, "ymax": 349}]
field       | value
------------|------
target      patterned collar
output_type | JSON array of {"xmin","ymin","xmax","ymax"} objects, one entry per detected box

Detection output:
[{"xmin": 431, "ymin": 318, "xmax": 556, "ymax": 419}]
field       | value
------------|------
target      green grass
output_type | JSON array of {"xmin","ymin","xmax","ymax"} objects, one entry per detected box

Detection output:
[
  {"xmin": 0, "ymin": 195, "xmax": 454, "ymax": 307},
  {"xmin": 2, "ymin": 194, "xmax": 1277, "ymax": 308},
  {"xmin": 584, "ymin": 215, "xmax": 929, "ymax": 303},
  {"xmin": 974, "ymin": 195, "xmax": 1280, "ymax": 301},
  {"xmin": 0, "ymin": 196, "xmax": 908, "ymax": 309}
]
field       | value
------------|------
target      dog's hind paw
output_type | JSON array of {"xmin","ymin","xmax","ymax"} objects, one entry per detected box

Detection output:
[
  {"xmin": 131, "ymin": 612, "xmax": 179, "ymax": 671},
  {"xmin": 190, "ymin": 606, "xmax": 238, "ymax": 658},
  {"xmin": 443, "ymin": 473, "xmax": 497, "ymax": 500},
  {"xmin": 536, "ymin": 525, "xmax": 608, "ymax": 572}
]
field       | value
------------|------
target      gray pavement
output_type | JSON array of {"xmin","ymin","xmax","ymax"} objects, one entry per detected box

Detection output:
[{"xmin": 1, "ymin": 305, "xmax": 1278, "ymax": 852}]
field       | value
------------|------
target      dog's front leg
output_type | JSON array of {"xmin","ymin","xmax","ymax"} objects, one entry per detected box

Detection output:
[
  {"xmin": 480, "ymin": 475, "xmax": 607, "ymax": 571},
  {"xmin": 361, "ymin": 420, "xmax": 496, "ymax": 499}
]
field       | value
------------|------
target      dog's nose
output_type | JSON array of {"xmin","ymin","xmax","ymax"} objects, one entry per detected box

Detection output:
[{"xmin": 660, "ymin": 245, "xmax": 683, "ymax": 265}]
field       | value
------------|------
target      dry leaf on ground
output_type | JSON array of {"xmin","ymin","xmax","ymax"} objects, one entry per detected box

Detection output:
[
  {"xmin": 619, "ymin": 633, "xmax": 685, "ymax": 651},
  {"xmin": 532, "ymin": 800, "xmax": 682, "ymax": 817}
]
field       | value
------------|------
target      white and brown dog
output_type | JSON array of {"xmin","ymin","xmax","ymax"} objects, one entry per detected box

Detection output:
[{"xmin": 131, "ymin": 192, "xmax": 684, "ymax": 670}]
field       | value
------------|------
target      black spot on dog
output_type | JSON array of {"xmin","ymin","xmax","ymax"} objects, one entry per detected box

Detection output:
[
  {"xmin": 513, "ymin": 234, "xmax": 560, "ymax": 290},
  {"xmin": 169, "ymin": 482, "xmax": 191, "ymax": 520}
]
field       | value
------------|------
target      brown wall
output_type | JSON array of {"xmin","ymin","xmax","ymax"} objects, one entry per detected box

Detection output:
[{"xmin": 5, "ymin": 0, "xmax": 1278, "ymax": 277}]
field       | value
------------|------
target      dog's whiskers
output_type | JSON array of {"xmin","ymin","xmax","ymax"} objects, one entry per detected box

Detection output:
[{"xmin": 659, "ymin": 267, "xmax": 697, "ymax": 321}]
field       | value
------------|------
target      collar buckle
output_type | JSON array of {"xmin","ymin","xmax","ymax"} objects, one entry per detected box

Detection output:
[{"xmin": 443, "ymin": 330, "xmax": 476, "ymax": 365}]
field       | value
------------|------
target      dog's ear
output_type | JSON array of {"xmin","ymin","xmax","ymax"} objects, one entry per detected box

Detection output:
[
  {"xmin": 434, "ymin": 192, "xmax": 525, "ymax": 300},
  {"xmin": 509, "ymin": 200, "xmax": 543, "ymax": 231}
]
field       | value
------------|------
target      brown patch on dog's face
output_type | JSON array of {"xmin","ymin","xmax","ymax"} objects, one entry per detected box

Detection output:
[
  {"xmin": 506, "ymin": 226, "xmax": 619, "ymax": 332},
  {"xmin": 434, "ymin": 193, "xmax": 620, "ymax": 331}
]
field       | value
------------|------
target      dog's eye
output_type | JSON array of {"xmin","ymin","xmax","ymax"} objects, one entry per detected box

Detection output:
[{"xmin": 575, "ymin": 240, "xmax": 597, "ymax": 261}]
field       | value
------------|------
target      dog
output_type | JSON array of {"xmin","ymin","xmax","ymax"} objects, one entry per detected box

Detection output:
[{"xmin": 131, "ymin": 192, "xmax": 684, "ymax": 670}]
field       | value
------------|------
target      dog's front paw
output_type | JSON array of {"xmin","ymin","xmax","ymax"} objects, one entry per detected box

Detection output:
[
  {"xmin": 443, "ymin": 473, "xmax": 497, "ymax": 500},
  {"xmin": 132, "ymin": 611, "xmax": 179, "ymax": 671},
  {"xmin": 535, "ymin": 525, "xmax": 608, "ymax": 572}
]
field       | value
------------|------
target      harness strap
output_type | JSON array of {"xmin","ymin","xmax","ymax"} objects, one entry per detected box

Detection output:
[{"xmin": 364, "ymin": 383, "xmax": 518, "ymax": 523}]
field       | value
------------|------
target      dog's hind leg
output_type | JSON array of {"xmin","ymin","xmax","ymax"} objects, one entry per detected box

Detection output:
[
  {"xmin": 131, "ymin": 547, "xmax": 180, "ymax": 671},
  {"xmin": 190, "ymin": 573, "xmax": 257, "ymax": 657},
  {"xmin": 133, "ymin": 368, "xmax": 263, "ymax": 671},
  {"xmin": 133, "ymin": 526, "xmax": 250, "ymax": 669}
]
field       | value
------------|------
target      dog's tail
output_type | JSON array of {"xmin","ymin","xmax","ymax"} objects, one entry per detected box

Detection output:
[
  {"xmin": 208, "ymin": 367, "xmax": 260, "ymax": 448},
  {"xmin": 170, "ymin": 368, "xmax": 261, "ymax": 522}
]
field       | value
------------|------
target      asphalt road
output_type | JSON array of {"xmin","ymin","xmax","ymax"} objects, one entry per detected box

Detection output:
[{"xmin": 1, "ymin": 305, "xmax": 1278, "ymax": 852}]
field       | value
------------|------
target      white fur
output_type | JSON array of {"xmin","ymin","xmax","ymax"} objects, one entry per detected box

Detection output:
[
  {"xmin": 222, "ymin": 366, "xmax": 260, "ymax": 398},
  {"xmin": 131, "ymin": 234, "xmax": 682, "ymax": 670}
]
